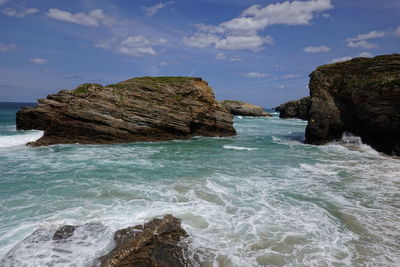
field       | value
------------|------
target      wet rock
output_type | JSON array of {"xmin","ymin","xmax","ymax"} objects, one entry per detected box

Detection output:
[
  {"xmin": 276, "ymin": 96, "xmax": 311, "ymax": 120},
  {"xmin": 16, "ymin": 77, "xmax": 236, "ymax": 146},
  {"xmin": 305, "ymin": 54, "xmax": 400, "ymax": 156},
  {"xmin": 53, "ymin": 225, "xmax": 77, "ymax": 240},
  {"xmin": 100, "ymin": 214, "xmax": 191, "ymax": 267},
  {"xmin": 219, "ymin": 100, "xmax": 270, "ymax": 117}
]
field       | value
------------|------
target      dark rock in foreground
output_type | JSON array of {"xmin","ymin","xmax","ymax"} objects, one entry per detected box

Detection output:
[
  {"xmin": 219, "ymin": 100, "xmax": 270, "ymax": 117},
  {"xmin": 276, "ymin": 96, "xmax": 311, "ymax": 120},
  {"xmin": 17, "ymin": 77, "xmax": 236, "ymax": 146},
  {"xmin": 305, "ymin": 54, "xmax": 400, "ymax": 156},
  {"xmin": 100, "ymin": 214, "xmax": 191, "ymax": 267}
]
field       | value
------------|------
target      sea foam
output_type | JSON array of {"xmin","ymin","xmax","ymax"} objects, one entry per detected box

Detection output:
[{"xmin": 0, "ymin": 131, "xmax": 43, "ymax": 148}]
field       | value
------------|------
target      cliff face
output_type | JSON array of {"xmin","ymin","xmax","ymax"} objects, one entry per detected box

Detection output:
[
  {"xmin": 17, "ymin": 77, "xmax": 236, "ymax": 146},
  {"xmin": 218, "ymin": 100, "xmax": 270, "ymax": 117},
  {"xmin": 305, "ymin": 54, "xmax": 400, "ymax": 156},
  {"xmin": 277, "ymin": 96, "xmax": 311, "ymax": 120}
]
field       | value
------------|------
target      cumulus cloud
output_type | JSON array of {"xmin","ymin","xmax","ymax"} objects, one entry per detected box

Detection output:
[
  {"xmin": 303, "ymin": 45, "xmax": 330, "ymax": 53},
  {"xmin": 30, "ymin": 58, "xmax": 47, "ymax": 64},
  {"xmin": 242, "ymin": 72, "xmax": 269, "ymax": 78},
  {"xmin": 0, "ymin": 43, "xmax": 16, "ymax": 52},
  {"xmin": 346, "ymin": 30, "xmax": 386, "ymax": 49},
  {"xmin": 3, "ymin": 7, "xmax": 39, "ymax": 17},
  {"xmin": 143, "ymin": 1, "xmax": 174, "ymax": 17},
  {"xmin": 96, "ymin": 35, "xmax": 167, "ymax": 57},
  {"xmin": 46, "ymin": 9, "xmax": 116, "ymax": 27},
  {"xmin": 183, "ymin": 0, "xmax": 333, "ymax": 51}
]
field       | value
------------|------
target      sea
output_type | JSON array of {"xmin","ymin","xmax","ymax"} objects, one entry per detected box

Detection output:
[{"xmin": 0, "ymin": 102, "xmax": 399, "ymax": 266}]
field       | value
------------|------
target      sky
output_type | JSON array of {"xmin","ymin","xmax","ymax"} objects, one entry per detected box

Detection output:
[{"xmin": 0, "ymin": 0, "xmax": 399, "ymax": 107}]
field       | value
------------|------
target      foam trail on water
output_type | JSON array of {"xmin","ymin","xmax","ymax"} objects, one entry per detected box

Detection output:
[
  {"xmin": 0, "ymin": 131, "xmax": 43, "ymax": 148},
  {"xmin": 223, "ymin": 145, "xmax": 258, "ymax": 151}
]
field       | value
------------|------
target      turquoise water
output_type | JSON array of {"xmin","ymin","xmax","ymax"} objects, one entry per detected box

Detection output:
[{"xmin": 0, "ymin": 103, "xmax": 399, "ymax": 266}]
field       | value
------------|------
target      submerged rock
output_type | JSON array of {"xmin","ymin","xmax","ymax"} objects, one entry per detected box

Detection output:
[
  {"xmin": 218, "ymin": 100, "xmax": 270, "ymax": 117},
  {"xmin": 53, "ymin": 225, "xmax": 77, "ymax": 240},
  {"xmin": 276, "ymin": 96, "xmax": 311, "ymax": 120},
  {"xmin": 17, "ymin": 77, "xmax": 236, "ymax": 146},
  {"xmin": 100, "ymin": 214, "xmax": 191, "ymax": 267},
  {"xmin": 305, "ymin": 54, "xmax": 400, "ymax": 156}
]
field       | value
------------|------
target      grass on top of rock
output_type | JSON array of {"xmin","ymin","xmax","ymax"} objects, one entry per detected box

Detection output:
[{"xmin": 73, "ymin": 83, "xmax": 102, "ymax": 94}]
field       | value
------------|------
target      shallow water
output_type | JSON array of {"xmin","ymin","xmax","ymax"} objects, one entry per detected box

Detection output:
[{"xmin": 0, "ymin": 104, "xmax": 399, "ymax": 266}]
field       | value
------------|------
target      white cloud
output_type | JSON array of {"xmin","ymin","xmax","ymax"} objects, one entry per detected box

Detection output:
[
  {"xmin": 46, "ymin": 9, "xmax": 116, "ymax": 27},
  {"xmin": 346, "ymin": 30, "xmax": 386, "ymax": 50},
  {"xmin": 215, "ymin": 35, "xmax": 273, "ymax": 51},
  {"xmin": 97, "ymin": 35, "xmax": 167, "ymax": 57},
  {"xmin": 118, "ymin": 47, "xmax": 156, "ymax": 57},
  {"xmin": 159, "ymin": 61, "xmax": 167, "ymax": 66},
  {"xmin": 347, "ymin": 30, "xmax": 386, "ymax": 42},
  {"xmin": 283, "ymin": 74, "xmax": 301, "ymax": 79},
  {"xmin": 321, "ymin": 13, "xmax": 330, "ymax": 18},
  {"xmin": 242, "ymin": 72, "xmax": 269, "ymax": 78},
  {"xmin": 215, "ymin": 53, "xmax": 226, "ymax": 60},
  {"xmin": 143, "ymin": 1, "xmax": 174, "ymax": 17},
  {"xmin": 303, "ymin": 45, "xmax": 330, "ymax": 53},
  {"xmin": 358, "ymin": 51, "xmax": 373, "ymax": 58},
  {"xmin": 30, "ymin": 58, "xmax": 47, "ymax": 64},
  {"xmin": 0, "ymin": 0, "xmax": 8, "ymax": 5},
  {"xmin": 229, "ymin": 55, "xmax": 242, "ymax": 62},
  {"xmin": 0, "ymin": 43, "xmax": 16, "ymax": 52},
  {"xmin": 183, "ymin": 33, "xmax": 219, "ymax": 48},
  {"xmin": 3, "ymin": 7, "xmax": 39, "ymax": 17},
  {"xmin": 346, "ymin": 40, "xmax": 377, "ymax": 49},
  {"xmin": 183, "ymin": 0, "xmax": 333, "ymax": 51},
  {"xmin": 329, "ymin": 52, "xmax": 373, "ymax": 63}
]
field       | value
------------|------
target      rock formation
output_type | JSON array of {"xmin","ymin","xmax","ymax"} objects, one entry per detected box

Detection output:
[
  {"xmin": 1, "ymin": 215, "xmax": 191, "ymax": 267},
  {"xmin": 100, "ymin": 214, "xmax": 191, "ymax": 267},
  {"xmin": 305, "ymin": 54, "xmax": 400, "ymax": 156},
  {"xmin": 218, "ymin": 100, "xmax": 270, "ymax": 117},
  {"xmin": 276, "ymin": 96, "xmax": 311, "ymax": 120},
  {"xmin": 16, "ymin": 77, "xmax": 236, "ymax": 146}
]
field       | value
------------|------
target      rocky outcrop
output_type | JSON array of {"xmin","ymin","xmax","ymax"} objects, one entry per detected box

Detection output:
[
  {"xmin": 17, "ymin": 77, "xmax": 236, "ymax": 146},
  {"xmin": 219, "ymin": 100, "xmax": 270, "ymax": 117},
  {"xmin": 305, "ymin": 54, "xmax": 400, "ymax": 156},
  {"xmin": 100, "ymin": 214, "xmax": 191, "ymax": 267},
  {"xmin": 1, "ymin": 215, "xmax": 191, "ymax": 267},
  {"xmin": 276, "ymin": 96, "xmax": 311, "ymax": 120}
]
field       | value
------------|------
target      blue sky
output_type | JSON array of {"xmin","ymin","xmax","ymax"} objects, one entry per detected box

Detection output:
[{"xmin": 0, "ymin": 0, "xmax": 399, "ymax": 107}]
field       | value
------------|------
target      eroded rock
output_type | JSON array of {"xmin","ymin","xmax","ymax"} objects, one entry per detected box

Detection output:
[
  {"xmin": 100, "ymin": 214, "xmax": 191, "ymax": 267},
  {"xmin": 276, "ymin": 96, "xmax": 311, "ymax": 120},
  {"xmin": 219, "ymin": 100, "xmax": 270, "ymax": 117},
  {"xmin": 17, "ymin": 77, "xmax": 236, "ymax": 146},
  {"xmin": 305, "ymin": 54, "xmax": 400, "ymax": 156}
]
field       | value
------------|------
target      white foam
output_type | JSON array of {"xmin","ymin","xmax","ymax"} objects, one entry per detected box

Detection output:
[
  {"xmin": 223, "ymin": 145, "xmax": 258, "ymax": 151},
  {"xmin": 0, "ymin": 131, "xmax": 43, "ymax": 148}
]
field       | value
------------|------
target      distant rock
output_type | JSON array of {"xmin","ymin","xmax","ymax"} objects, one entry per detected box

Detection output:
[
  {"xmin": 16, "ymin": 77, "xmax": 236, "ymax": 146},
  {"xmin": 52, "ymin": 225, "xmax": 77, "ymax": 240},
  {"xmin": 305, "ymin": 54, "xmax": 400, "ymax": 156},
  {"xmin": 219, "ymin": 100, "xmax": 270, "ymax": 117},
  {"xmin": 276, "ymin": 96, "xmax": 311, "ymax": 120},
  {"xmin": 100, "ymin": 214, "xmax": 191, "ymax": 267}
]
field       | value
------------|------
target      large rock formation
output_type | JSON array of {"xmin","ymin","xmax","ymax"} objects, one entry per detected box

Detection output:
[
  {"xmin": 100, "ymin": 214, "xmax": 191, "ymax": 267},
  {"xmin": 16, "ymin": 77, "xmax": 236, "ymax": 146},
  {"xmin": 218, "ymin": 100, "xmax": 270, "ymax": 117},
  {"xmin": 276, "ymin": 96, "xmax": 311, "ymax": 120},
  {"xmin": 305, "ymin": 54, "xmax": 400, "ymax": 156}
]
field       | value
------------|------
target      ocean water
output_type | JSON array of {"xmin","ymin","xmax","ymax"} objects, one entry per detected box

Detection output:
[{"xmin": 0, "ymin": 102, "xmax": 399, "ymax": 267}]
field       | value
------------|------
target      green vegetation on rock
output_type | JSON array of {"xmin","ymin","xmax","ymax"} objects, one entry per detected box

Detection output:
[{"xmin": 73, "ymin": 83, "xmax": 102, "ymax": 94}]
